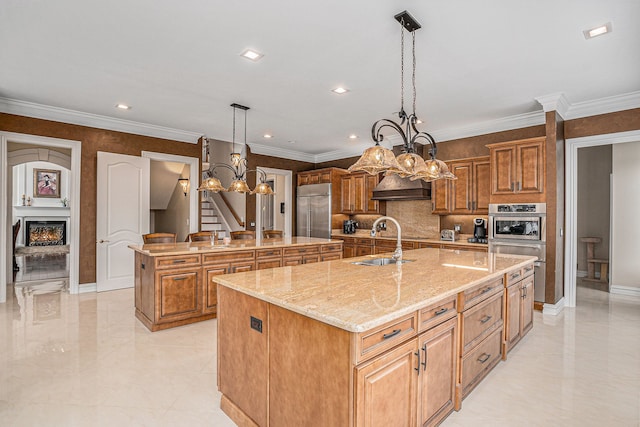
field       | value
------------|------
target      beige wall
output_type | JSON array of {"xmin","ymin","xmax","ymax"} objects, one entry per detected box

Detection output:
[
  {"xmin": 611, "ymin": 141, "xmax": 640, "ymax": 289},
  {"xmin": 154, "ymin": 164, "xmax": 191, "ymax": 242},
  {"xmin": 576, "ymin": 145, "xmax": 611, "ymax": 273}
]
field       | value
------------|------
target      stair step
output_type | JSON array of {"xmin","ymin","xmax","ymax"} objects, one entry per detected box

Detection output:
[
  {"xmin": 201, "ymin": 209, "xmax": 215, "ymax": 216},
  {"xmin": 201, "ymin": 223, "xmax": 223, "ymax": 231}
]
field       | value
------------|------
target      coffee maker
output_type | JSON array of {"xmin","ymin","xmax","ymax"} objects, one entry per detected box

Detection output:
[
  {"xmin": 472, "ymin": 218, "xmax": 487, "ymax": 243},
  {"xmin": 343, "ymin": 219, "xmax": 357, "ymax": 234}
]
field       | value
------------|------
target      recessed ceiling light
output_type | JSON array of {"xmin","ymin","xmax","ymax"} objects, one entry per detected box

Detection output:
[
  {"xmin": 115, "ymin": 103, "xmax": 131, "ymax": 110},
  {"xmin": 349, "ymin": 134, "xmax": 358, "ymax": 139},
  {"xmin": 583, "ymin": 22, "xmax": 612, "ymax": 39},
  {"xmin": 332, "ymin": 87, "xmax": 349, "ymax": 94},
  {"xmin": 263, "ymin": 134, "xmax": 273, "ymax": 139},
  {"xmin": 288, "ymin": 140, "xmax": 296, "ymax": 144},
  {"xmin": 240, "ymin": 49, "xmax": 264, "ymax": 61}
]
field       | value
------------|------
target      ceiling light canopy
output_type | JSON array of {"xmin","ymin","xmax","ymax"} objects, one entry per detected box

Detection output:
[
  {"xmin": 198, "ymin": 103, "xmax": 274, "ymax": 195},
  {"xmin": 349, "ymin": 10, "xmax": 456, "ymax": 182}
]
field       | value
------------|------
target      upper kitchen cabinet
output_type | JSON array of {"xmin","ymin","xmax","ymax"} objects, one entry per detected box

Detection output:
[
  {"xmin": 432, "ymin": 157, "xmax": 489, "ymax": 215},
  {"xmin": 340, "ymin": 172, "xmax": 385, "ymax": 215},
  {"xmin": 297, "ymin": 167, "xmax": 347, "ymax": 186},
  {"xmin": 487, "ymin": 137, "xmax": 545, "ymax": 203}
]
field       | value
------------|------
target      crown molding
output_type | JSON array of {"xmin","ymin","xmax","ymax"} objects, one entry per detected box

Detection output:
[
  {"xmin": 430, "ymin": 111, "xmax": 546, "ymax": 143},
  {"xmin": 0, "ymin": 97, "xmax": 202, "ymax": 144},
  {"xmin": 249, "ymin": 143, "xmax": 317, "ymax": 163},
  {"xmin": 535, "ymin": 93, "xmax": 571, "ymax": 118},
  {"xmin": 564, "ymin": 90, "xmax": 640, "ymax": 120}
]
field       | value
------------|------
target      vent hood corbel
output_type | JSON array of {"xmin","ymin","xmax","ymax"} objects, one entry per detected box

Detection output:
[{"xmin": 371, "ymin": 173, "xmax": 431, "ymax": 200}]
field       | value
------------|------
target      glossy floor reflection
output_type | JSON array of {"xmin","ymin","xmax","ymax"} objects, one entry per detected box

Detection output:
[{"xmin": 0, "ymin": 281, "xmax": 638, "ymax": 426}]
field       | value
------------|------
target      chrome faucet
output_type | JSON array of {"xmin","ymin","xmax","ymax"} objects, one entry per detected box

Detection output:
[{"xmin": 371, "ymin": 216, "xmax": 402, "ymax": 261}]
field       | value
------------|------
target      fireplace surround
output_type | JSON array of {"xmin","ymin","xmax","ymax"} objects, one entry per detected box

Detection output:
[{"xmin": 25, "ymin": 221, "xmax": 66, "ymax": 246}]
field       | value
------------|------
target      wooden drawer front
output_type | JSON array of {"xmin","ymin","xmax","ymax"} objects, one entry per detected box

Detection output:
[
  {"xmin": 417, "ymin": 242, "xmax": 441, "ymax": 249},
  {"xmin": 355, "ymin": 246, "xmax": 374, "ymax": 256},
  {"xmin": 355, "ymin": 238, "xmax": 374, "ymax": 246},
  {"xmin": 203, "ymin": 250, "xmax": 254, "ymax": 265},
  {"xmin": 282, "ymin": 257, "xmax": 302, "ymax": 267},
  {"xmin": 256, "ymin": 259, "xmax": 282, "ymax": 270},
  {"xmin": 356, "ymin": 313, "xmax": 418, "ymax": 364},
  {"xmin": 157, "ymin": 270, "xmax": 201, "ymax": 322},
  {"xmin": 321, "ymin": 243, "xmax": 343, "ymax": 253},
  {"xmin": 418, "ymin": 296, "xmax": 457, "ymax": 332},
  {"xmin": 155, "ymin": 254, "xmax": 201, "ymax": 269},
  {"xmin": 505, "ymin": 268, "xmax": 525, "ymax": 286},
  {"xmin": 461, "ymin": 291, "xmax": 503, "ymax": 354},
  {"xmin": 282, "ymin": 245, "xmax": 319, "ymax": 257},
  {"xmin": 255, "ymin": 248, "xmax": 282, "ymax": 259},
  {"xmin": 229, "ymin": 261, "xmax": 254, "ymax": 273},
  {"xmin": 522, "ymin": 263, "xmax": 535, "ymax": 279},
  {"xmin": 460, "ymin": 277, "xmax": 503, "ymax": 310},
  {"xmin": 340, "ymin": 237, "xmax": 356, "ymax": 245},
  {"xmin": 461, "ymin": 328, "xmax": 502, "ymax": 397},
  {"xmin": 321, "ymin": 252, "xmax": 342, "ymax": 262}
]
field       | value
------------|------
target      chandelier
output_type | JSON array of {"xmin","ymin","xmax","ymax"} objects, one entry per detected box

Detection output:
[
  {"xmin": 349, "ymin": 11, "xmax": 456, "ymax": 182},
  {"xmin": 198, "ymin": 103, "xmax": 274, "ymax": 195}
]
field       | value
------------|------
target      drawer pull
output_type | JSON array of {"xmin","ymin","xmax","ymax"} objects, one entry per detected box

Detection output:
[
  {"xmin": 480, "ymin": 287, "xmax": 492, "ymax": 294},
  {"xmin": 477, "ymin": 353, "xmax": 491, "ymax": 363},
  {"xmin": 414, "ymin": 350, "xmax": 420, "ymax": 372},
  {"xmin": 480, "ymin": 315, "xmax": 492, "ymax": 324},
  {"xmin": 510, "ymin": 272, "xmax": 521, "ymax": 280},
  {"xmin": 524, "ymin": 266, "xmax": 533, "ymax": 273},
  {"xmin": 173, "ymin": 277, "xmax": 186, "ymax": 281},
  {"xmin": 382, "ymin": 329, "xmax": 402, "ymax": 340},
  {"xmin": 434, "ymin": 307, "xmax": 448, "ymax": 316},
  {"xmin": 421, "ymin": 344, "xmax": 427, "ymax": 371},
  {"xmin": 173, "ymin": 259, "xmax": 187, "ymax": 264}
]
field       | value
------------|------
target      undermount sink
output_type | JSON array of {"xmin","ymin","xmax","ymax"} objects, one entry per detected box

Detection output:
[{"xmin": 351, "ymin": 257, "xmax": 414, "ymax": 266}]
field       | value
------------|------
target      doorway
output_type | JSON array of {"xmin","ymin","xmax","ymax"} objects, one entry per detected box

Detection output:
[
  {"xmin": 255, "ymin": 167, "xmax": 292, "ymax": 238},
  {"xmin": 565, "ymin": 129, "xmax": 640, "ymax": 307},
  {"xmin": 1, "ymin": 132, "xmax": 81, "ymax": 303}
]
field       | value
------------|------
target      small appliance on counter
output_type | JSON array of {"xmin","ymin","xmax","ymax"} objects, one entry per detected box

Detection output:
[
  {"xmin": 468, "ymin": 218, "xmax": 488, "ymax": 244},
  {"xmin": 440, "ymin": 229, "xmax": 457, "ymax": 242},
  {"xmin": 343, "ymin": 219, "xmax": 357, "ymax": 234}
]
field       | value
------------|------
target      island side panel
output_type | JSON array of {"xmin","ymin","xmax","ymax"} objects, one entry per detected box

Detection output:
[
  {"xmin": 218, "ymin": 285, "xmax": 269, "ymax": 427},
  {"xmin": 268, "ymin": 304, "xmax": 353, "ymax": 426}
]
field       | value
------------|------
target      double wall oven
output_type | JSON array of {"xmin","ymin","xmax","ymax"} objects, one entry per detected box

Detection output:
[{"xmin": 488, "ymin": 203, "xmax": 546, "ymax": 302}]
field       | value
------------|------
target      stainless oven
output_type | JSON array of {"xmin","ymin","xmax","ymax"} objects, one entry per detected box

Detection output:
[{"xmin": 489, "ymin": 203, "xmax": 546, "ymax": 302}]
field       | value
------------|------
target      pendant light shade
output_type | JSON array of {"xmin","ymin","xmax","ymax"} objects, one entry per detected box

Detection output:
[
  {"xmin": 347, "ymin": 143, "xmax": 404, "ymax": 175},
  {"xmin": 198, "ymin": 176, "xmax": 227, "ymax": 192}
]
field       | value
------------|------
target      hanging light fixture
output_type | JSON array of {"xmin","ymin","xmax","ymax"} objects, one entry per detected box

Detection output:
[
  {"xmin": 198, "ymin": 103, "xmax": 274, "ymax": 195},
  {"xmin": 178, "ymin": 178, "xmax": 189, "ymax": 196},
  {"xmin": 349, "ymin": 11, "xmax": 456, "ymax": 182}
]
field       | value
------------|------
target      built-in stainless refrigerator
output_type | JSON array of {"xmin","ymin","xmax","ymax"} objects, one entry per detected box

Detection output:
[{"xmin": 296, "ymin": 183, "xmax": 332, "ymax": 239}]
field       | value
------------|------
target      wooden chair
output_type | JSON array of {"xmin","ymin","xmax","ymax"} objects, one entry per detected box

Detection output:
[
  {"xmin": 12, "ymin": 220, "xmax": 20, "ymax": 271},
  {"xmin": 230, "ymin": 230, "xmax": 256, "ymax": 240},
  {"xmin": 262, "ymin": 229, "xmax": 283, "ymax": 239},
  {"xmin": 142, "ymin": 232, "xmax": 177, "ymax": 244},
  {"xmin": 185, "ymin": 231, "xmax": 213, "ymax": 242}
]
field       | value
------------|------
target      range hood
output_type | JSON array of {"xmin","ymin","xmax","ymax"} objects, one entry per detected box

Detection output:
[{"xmin": 371, "ymin": 173, "xmax": 431, "ymax": 201}]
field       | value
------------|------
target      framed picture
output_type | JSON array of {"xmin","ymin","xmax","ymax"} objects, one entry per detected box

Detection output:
[{"xmin": 33, "ymin": 168, "xmax": 61, "ymax": 198}]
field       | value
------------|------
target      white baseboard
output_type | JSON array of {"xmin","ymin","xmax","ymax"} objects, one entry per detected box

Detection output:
[
  {"xmin": 542, "ymin": 297, "xmax": 565, "ymax": 315},
  {"xmin": 610, "ymin": 285, "xmax": 640, "ymax": 297},
  {"xmin": 78, "ymin": 282, "xmax": 96, "ymax": 293}
]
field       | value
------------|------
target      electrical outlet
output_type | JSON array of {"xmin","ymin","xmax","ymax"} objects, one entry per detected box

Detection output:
[{"xmin": 454, "ymin": 224, "xmax": 461, "ymax": 232}]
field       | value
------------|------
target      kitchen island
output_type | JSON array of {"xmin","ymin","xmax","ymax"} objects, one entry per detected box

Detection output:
[
  {"xmin": 213, "ymin": 248, "xmax": 535, "ymax": 427},
  {"xmin": 129, "ymin": 236, "xmax": 342, "ymax": 331}
]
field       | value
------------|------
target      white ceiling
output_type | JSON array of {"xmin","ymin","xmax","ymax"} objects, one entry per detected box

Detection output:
[{"xmin": 1, "ymin": 1, "xmax": 639, "ymax": 162}]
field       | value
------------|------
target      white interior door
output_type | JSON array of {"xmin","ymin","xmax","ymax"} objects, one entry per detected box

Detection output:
[{"xmin": 96, "ymin": 152, "xmax": 149, "ymax": 292}]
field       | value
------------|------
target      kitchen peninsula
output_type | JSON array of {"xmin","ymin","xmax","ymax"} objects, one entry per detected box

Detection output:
[
  {"xmin": 213, "ymin": 248, "xmax": 535, "ymax": 427},
  {"xmin": 129, "ymin": 237, "xmax": 342, "ymax": 331}
]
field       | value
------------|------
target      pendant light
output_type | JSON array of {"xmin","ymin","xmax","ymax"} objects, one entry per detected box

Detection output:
[
  {"xmin": 349, "ymin": 10, "xmax": 456, "ymax": 182},
  {"xmin": 198, "ymin": 103, "xmax": 274, "ymax": 195}
]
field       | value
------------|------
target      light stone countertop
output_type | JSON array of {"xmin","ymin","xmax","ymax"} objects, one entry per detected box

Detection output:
[
  {"xmin": 128, "ymin": 236, "xmax": 341, "ymax": 256},
  {"xmin": 332, "ymin": 230, "xmax": 488, "ymax": 248},
  {"xmin": 213, "ymin": 248, "xmax": 535, "ymax": 333}
]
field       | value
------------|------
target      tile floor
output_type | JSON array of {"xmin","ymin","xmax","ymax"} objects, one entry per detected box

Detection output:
[{"xmin": 0, "ymin": 280, "xmax": 638, "ymax": 427}]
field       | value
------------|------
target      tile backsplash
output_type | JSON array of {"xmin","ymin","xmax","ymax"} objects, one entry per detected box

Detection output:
[{"xmin": 354, "ymin": 200, "xmax": 440, "ymax": 239}]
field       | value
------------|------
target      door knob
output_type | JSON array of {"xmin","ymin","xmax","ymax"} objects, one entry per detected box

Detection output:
[{"xmin": 97, "ymin": 239, "xmax": 110, "ymax": 243}]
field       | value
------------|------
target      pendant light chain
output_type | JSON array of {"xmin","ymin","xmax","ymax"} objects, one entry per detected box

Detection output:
[
  {"xmin": 400, "ymin": 18, "xmax": 405, "ymax": 115},
  {"xmin": 232, "ymin": 105, "xmax": 236, "ymax": 153},
  {"xmin": 412, "ymin": 30, "xmax": 417, "ymax": 116}
]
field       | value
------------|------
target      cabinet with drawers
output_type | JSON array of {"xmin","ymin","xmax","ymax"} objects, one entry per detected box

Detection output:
[
  {"xmin": 503, "ymin": 263, "xmax": 535, "ymax": 355},
  {"xmin": 282, "ymin": 245, "xmax": 320, "ymax": 266}
]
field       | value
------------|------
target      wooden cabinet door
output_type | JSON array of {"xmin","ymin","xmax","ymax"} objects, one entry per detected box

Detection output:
[
  {"xmin": 203, "ymin": 265, "xmax": 227, "ymax": 314},
  {"xmin": 516, "ymin": 140, "xmax": 544, "ymax": 194},
  {"xmin": 431, "ymin": 176, "xmax": 450, "ymax": 215},
  {"xmin": 520, "ymin": 275, "xmax": 535, "ymax": 336},
  {"xmin": 353, "ymin": 173, "xmax": 367, "ymax": 213},
  {"xmin": 365, "ymin": 174, "xmax": 381, "ymax": 213},
  {"xmin": 355, "ymin": 339, "xmax": 418, "ymax": 427},
  {"xmin": 473, "ymin": 160, "xmax": 490, "ymax": 214},
  {"xmin": 505, "ymin": 283, "xmax": 521, "ymax": 349},
  {"xmin": 341, "ymin": 175, "xmax": 354, "ymax": 213},
  {"xmin": 156, "ymin": 269, "xmax": 202, "ymax": 323},
  {"xmin": 450, "ymin": 162, "xmax": 472, "ymax": 214},
  {"xmin": 229, "ymin": 261, "xmax": 254, "ymax": 273},
  {"xmin": 297, "ymin": 173, "xmax": 309, "ymax": 186},
  {"xmin": 490, "ymin": 145, "xmax": 516, "ymax": 195},
  {"xmin": 417, "ymin": 317, "xmax": 457, "ymax": 427}
]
